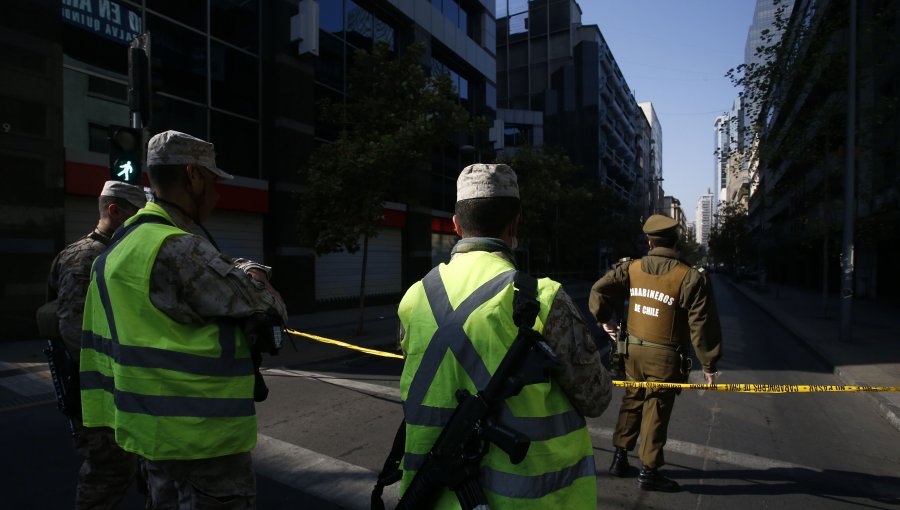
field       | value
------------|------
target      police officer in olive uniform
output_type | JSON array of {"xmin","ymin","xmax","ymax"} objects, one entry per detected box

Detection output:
[{"xmin": 589, "ymin": 214, "xmax": 722, "ymax": 492}]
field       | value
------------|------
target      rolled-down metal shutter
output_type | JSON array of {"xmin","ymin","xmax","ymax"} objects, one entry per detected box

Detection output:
[
  {"xmin": 315, "ymin": 228, "xmax": 402, "ymax": 301},
  {"xmin": 205, "ymin": 210, "xmax": 264, "ymax": 262},
  {"xmin": 64, "ymin": 197, "xmax": 265, "ymax": 263}
]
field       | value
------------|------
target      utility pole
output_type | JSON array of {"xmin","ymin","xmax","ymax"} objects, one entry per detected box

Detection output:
[{"xmin": 840, "ymin": 0, "xmax": 857, "ymax": 342}]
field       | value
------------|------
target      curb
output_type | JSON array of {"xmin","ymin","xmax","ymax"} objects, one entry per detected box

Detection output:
[{"xmin": 723, "ymin": 278, "xmax": 900, "ymax": 433}]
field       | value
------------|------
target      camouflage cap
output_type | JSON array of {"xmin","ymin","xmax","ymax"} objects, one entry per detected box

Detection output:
[
  {"xmin": 643, "ymin": 214, "xmax": 679, "ymax": 236},
  {"xmin": 146, "ymin": 130, "xmax": 234, "ymax": 180},
  {"xmin": 100, "ymin": 180, "xmax": 147, "ymax": 209},
  {"xmin": 456, "ymin": 163, "xmax": 519, "ymax": 201}
]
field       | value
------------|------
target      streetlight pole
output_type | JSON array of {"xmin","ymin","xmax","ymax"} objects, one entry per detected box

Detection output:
[{"xmin": 840, "ymin": 0, "xmax": 856, "ymax": 342}]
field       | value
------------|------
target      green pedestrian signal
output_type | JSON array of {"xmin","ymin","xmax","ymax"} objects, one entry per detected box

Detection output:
[{"xmin": 109, "ymin": 126, "xmax": 143, "ymax": 185}]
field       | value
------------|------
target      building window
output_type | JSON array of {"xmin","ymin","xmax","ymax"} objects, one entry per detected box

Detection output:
[
  {"xmin": 504, "ymin": 125, "xmax": 531, "ymax": 148},
  {"xmin": 147, "ymin": 0, "xmax": 207, "ymax": 30},
  {"xmin": 346, "ymin": 1, "xmax": 374, "ymax": 50},
  {"xmin": 316, "ymin": 33, "xmax": 345, "ymax": 90},
  {"xmin": 211, "ymin": 42, "xmax": 259, "ymax": 118},
  {"xmin": 374, "ymin": 16, "xmax": 394, "ymax": 51},
  {"xmin": 320, "ymin": 0, "xmax": 343, "ymax": 34},
  {"xmin": 210, "ymin": 110, "xmax": 259, "ymax": 178},
  {"xmin": 211, "ymin": 0, "xmax": 259, "ymax": 53},
  {"xmin": 88, "ymin": 123, "xmax": 111, "ymax": 153},
  {"xmin": 87, "ymin": 75, "xmax": 128, "ymax": 104},
  {"xmin": 150, "ymin": 94, "xmax": 207, "ymax": 140},
  {"xmin": 148, "ymin": 14, "xmax": 208, "ymax": 104}
]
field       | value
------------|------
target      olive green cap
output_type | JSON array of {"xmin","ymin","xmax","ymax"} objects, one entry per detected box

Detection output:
[{"xmin": 642, "ymin": 214, "xmax": 679, "ymax": 236}]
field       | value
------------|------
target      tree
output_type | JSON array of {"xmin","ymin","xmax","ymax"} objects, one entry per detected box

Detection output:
[
  {"xmin": 707, "ymin": 202, "xmax": 750, "ymax": 273},
  {"xmin": 495, "ymin": 145, "xmax": 585, "ymax": 274},
  {"xmin": 300, "ymin": 42, "xmax": 479, "ymax": 333}
]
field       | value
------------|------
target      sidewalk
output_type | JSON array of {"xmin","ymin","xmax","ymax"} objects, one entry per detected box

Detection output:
[{"xmin": 725, "ymin": 276, "xmax": 900, "ymax": 432}]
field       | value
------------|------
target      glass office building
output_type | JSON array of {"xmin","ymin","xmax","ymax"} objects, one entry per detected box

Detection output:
[{"xmin": 0, "ymin": 1, "xmax": 497, "ymax": 336}]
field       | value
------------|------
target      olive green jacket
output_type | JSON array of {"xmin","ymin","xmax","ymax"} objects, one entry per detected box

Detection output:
[{"xmin": 589, "ymin": 247, "xmax": 722, "ymax": 371}]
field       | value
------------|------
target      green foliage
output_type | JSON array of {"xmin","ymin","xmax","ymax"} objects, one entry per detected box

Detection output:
[
  {"xmin": 497, "ymin": 145, "xmax": 642, "ymax": 275},
  {"xmin": 679, "ymin": 236, "xmax": 703, "ymax": 267},
  {"xmin": 300, "ymin": 42, "xmax": 478, "ymax": 255},
  {"xmin": 708, "ymin": 202, "xmax": 751, "ymax": 270}
]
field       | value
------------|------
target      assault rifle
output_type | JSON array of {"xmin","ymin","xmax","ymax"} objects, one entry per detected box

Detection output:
[
  {"xmin": 393, "ymin": 273, "xmax": 559, "ymax": 510},
  {"xmin": 43, "ymin": 338, "xmax": 78, "ymax": 437}
]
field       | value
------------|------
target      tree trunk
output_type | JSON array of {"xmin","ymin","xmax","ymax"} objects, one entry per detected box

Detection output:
[{"xmin": 356, "ymin": 233, "xmax": 369, "ymax": 337}]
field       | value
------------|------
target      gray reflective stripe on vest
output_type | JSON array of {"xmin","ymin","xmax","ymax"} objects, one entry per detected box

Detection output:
[
  {"xmin": 94, "ymin": 249, "xmax": 120, "ymax": 344},
  {"xmin": 404, "ymin": 268, "xmax": 586, "ymax": 439},
  {"xmin": 81, "ymin": 370, "xmax": 255, "ymax": 418},
  {"xmin": 403, "ymin": 269, "xmax": 516, "ymax": 426},
  {"xmin": 403, "ymin": 453, "xmax": 596, "ymax": 499},
  {"xmin": 481, "ymin": 455, "xmax": 595, "ymax": 499},
  {"xmin": 497, "ymin": 406, "xmax": 585, "ymax": 441},
  {"xmin": 82, "ymin": 329, "xmax": 254, "ymax": 377},
  {"xmin": 81, "ymin": 370, "xmax": 115, "ymax": 393}
]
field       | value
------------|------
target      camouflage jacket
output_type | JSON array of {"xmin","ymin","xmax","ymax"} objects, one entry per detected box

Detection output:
[
  {"xmin": 400, "ymin": 244, "xmax": 612, "ymax": 418},
  {"xmin": 588, "ymin": 247, "xmax": 722, "ymax": 371},
  {"xmin": 47, "ymin": 229, "xmax": 112, "ymax": 361},
  {"xmin": 148, "ymin": 202, "xmax": 288, "ymax": 327}
]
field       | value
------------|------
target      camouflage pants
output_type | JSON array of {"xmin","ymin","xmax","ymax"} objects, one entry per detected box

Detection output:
[
  {"xmin": 73, "ymin": 422, "xmax": 141, "ymax": 510},
  {"xmin": 144, "ymin": 452, "xmax": 256, "ymax": 509}
]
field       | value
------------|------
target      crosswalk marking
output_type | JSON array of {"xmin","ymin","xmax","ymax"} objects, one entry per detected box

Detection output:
[{"xmin": 254, "ymin": 433, "xmax": 399, "ymax": 510}]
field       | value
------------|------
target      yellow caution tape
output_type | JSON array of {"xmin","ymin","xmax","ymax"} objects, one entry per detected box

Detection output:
[
  {"xmin": 283, "ymin": 329, "xmax": 900, "ymax": 392},
  {"xmin": 284, "ymin": 328, "xmax": 404, "ymax": 359},
  {"xmin": 613, "ymin": 381, "xmax": 900, "ymax": 392}
]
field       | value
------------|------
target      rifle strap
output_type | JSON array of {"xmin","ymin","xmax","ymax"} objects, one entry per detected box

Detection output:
[{"xmin": 512, "ymin": 271, "xmax": 539, "ymax": 328}]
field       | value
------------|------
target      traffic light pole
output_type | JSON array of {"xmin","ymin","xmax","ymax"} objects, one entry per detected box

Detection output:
[
  {"xmin": 840, "ymin": 0, "xmax": 856, "ymax": 343},
  {"xmin": 128, "ymin": 34, "xmax": 150, "ymax": 130}
]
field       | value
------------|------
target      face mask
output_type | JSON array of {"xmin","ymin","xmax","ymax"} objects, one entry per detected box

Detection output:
[{"xmin": 511, "ymin": 236, "xmax": 519, "ymax": 250}]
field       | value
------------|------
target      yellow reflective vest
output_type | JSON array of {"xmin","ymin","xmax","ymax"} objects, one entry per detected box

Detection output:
[
  {"xmin": 80, "ymin": 203, "xmax": 256, "ymax": 461},
  {"xmin": 399, "ymin": 251, "xmax": 596, "ymax": 509}
]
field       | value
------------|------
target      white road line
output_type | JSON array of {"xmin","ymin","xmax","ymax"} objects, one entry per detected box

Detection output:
[
  {"xmin": 266, "ymin": 369, "xmax": 824, "ymax": 474},
  {"xmin": 263, "ymin": 368, "xmax": 401, "ymax": 400},
  {"xmin": 587, "ymin": 425, "xmax": 813, "ymax": 472},
  {"xmin": 254, "ymin": 433, "xmax": 399, "ymax": 510}
]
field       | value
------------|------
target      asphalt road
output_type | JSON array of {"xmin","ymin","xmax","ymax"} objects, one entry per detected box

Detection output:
[{"xmin": 2, "ymin": 275, "xmax": 898, "ymax": 508}]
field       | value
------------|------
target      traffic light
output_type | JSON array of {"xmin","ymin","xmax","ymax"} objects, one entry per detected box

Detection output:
[{"xmin": 109, "ymin": 126, "xmax": 143, "ymax": 185}]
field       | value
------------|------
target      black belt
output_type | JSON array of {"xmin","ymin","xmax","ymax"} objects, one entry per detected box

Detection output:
[{"xmin": 626, "ymin": 336, "xmax": 678, "ymax": 351}]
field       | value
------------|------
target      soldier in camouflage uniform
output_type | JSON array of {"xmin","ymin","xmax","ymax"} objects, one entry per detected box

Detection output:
[
  {"xmin": 589, "ymin": 214, "xmax": 722, "ymax": 492},
  {"xmin": 46, "ymin": 180, "xmax": 147, "ymax": 509},
  {"xmin": 82, "ymin": 130, "xmax": 287, "ymax": 510},
  {"xmin": 396, "ymin": 164, "xmax": 611, "ymax": 506}
]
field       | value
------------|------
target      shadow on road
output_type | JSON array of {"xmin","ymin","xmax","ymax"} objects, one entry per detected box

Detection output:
[{"xmin": 677, "ymin": 466, "xmax": 900, "ymax": 506}]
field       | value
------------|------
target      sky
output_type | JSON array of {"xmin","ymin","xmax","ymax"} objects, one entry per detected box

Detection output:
[{"xmin": 577, "ymin": 1, "xmax": 757, "ymax": 221}]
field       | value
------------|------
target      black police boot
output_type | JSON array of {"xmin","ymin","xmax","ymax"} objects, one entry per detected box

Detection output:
[
  {"xmin": 608, "ymin": 447, "xmax": 630, "ymax": 477},
  {"xmin": 638, "ymin": 465, "xmax": 681, "ymax": 492}
]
